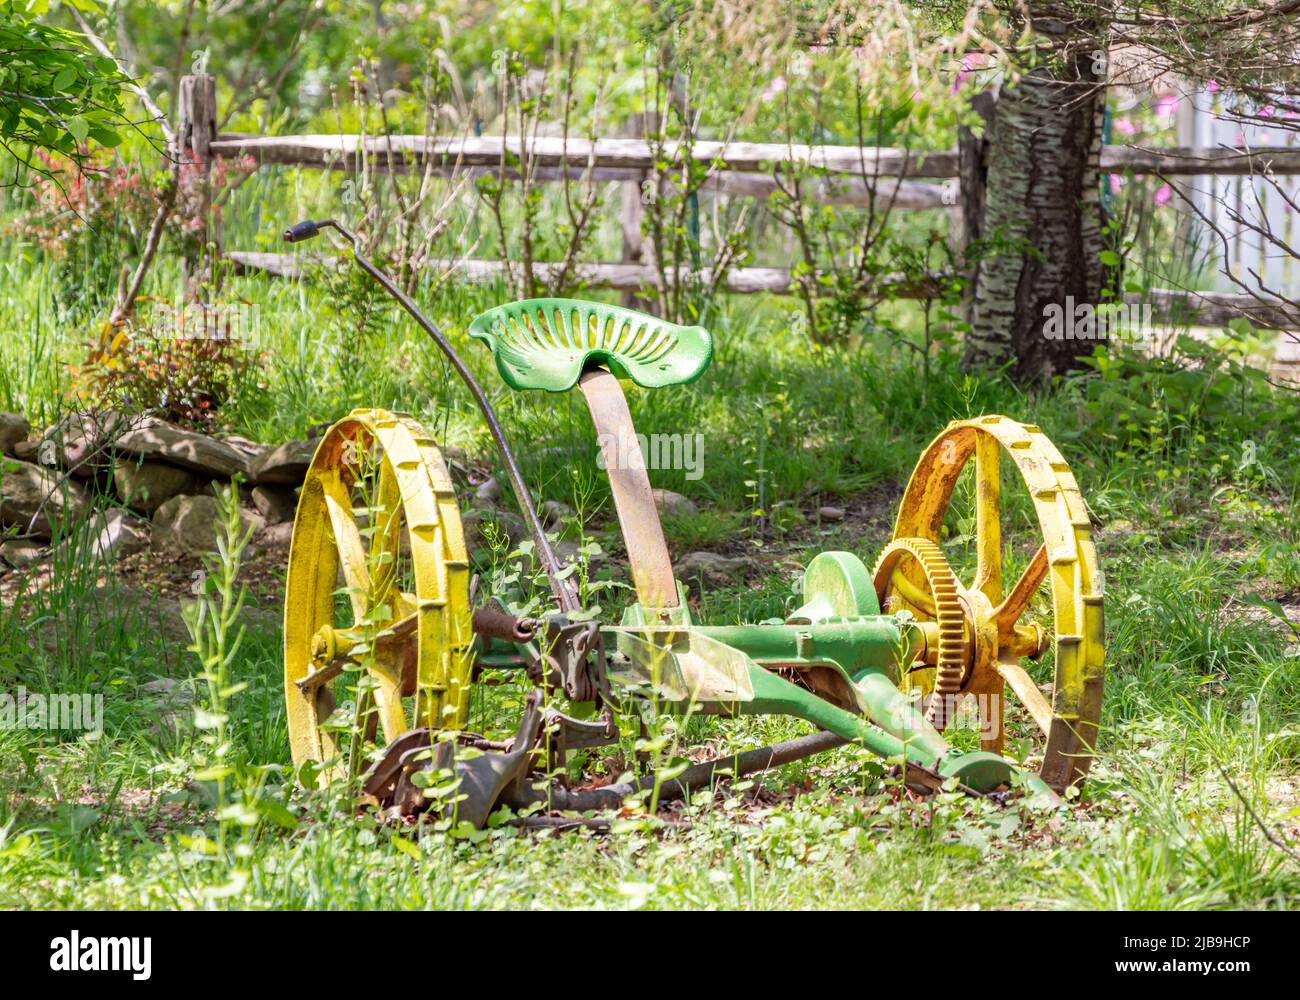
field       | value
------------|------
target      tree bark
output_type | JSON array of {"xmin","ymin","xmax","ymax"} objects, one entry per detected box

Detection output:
[
  {"xmin": 964, "ymin": 53, "xmax": 1107, "ymax": 380},
  {"xmin": 957, "ymin": 89, "xmax": 995, "ymax": 318}
]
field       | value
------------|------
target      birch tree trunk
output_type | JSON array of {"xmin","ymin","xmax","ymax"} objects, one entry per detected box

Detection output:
[{"xmin": 964, "ymin": 53, "xmax": 1107, "ymax": 380}]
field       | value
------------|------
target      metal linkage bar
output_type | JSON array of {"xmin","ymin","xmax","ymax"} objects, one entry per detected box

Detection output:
[{"xmin": 507, "ymin": 730, "xmax": 849, "ymax": 811}]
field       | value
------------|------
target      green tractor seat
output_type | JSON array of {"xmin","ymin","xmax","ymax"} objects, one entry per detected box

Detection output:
[{"xmin": 468, "ymin": 298, "xmax": 713, "ymax": 393}]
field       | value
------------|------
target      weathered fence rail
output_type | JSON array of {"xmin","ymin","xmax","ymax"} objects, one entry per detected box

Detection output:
[
  {"xmin": 227, "ymin": 251, "xmax": 1300, "ymax": 330},
  {"xmin": 211, "ymin": 133, "xmax": 1300, "ymax": 177},
  {"xmin": 229, "ymin": 253, "xmax": 943, "ymax": 297}
]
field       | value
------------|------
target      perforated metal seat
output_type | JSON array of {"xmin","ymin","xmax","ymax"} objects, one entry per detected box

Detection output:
[{"xmin": 468, "ymin": 298, "xmax": 713, "ymax": 392}]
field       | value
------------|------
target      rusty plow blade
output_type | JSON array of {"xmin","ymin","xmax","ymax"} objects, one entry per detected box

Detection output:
[{"xmin": 362, "ymin": 691, "xmax": 544, "ymax": 827}]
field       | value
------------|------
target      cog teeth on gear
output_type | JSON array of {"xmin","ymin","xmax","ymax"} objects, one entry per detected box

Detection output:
[{"xmin": 871, "ymin": 537, "xmax": 969, "ymax": 731}]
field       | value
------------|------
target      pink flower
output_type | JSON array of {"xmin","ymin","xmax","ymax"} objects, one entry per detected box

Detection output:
[
  {"xmin": 1114, "ymin": 117, "xmax": 1138, "ymax": 136},
  {"xmin": 1259, "ymin": 106, "xmax": 1275, "ymax": 117},
  {"xmin": 1155, "ymin": 94, "xmax": 1178, "ymax": 117},
  {"xmin": 1207, "ymin": 79, "xmax": 1220, "ymax": 94},
  {"xmin": 761, "ymin": 76, "xmax": 787, "ymax": 102},
  {"xmin": 951, "ymin": 55, "xmax": 974, "ymax": 94},
  {"xmin": 1108, "ymin": 174, "xmax": 1124, "ymax": 193},
  {"xmin": 1154, "ymin": 183, "xmax": 1173, "ymax": 207}
]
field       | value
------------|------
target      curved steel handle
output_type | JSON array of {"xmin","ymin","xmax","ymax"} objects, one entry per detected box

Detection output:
[{"xmin": 282, "ymin": 219, "xmax": 578, "ymax": 612}]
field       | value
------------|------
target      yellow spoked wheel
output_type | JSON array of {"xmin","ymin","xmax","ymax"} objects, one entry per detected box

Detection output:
[
  {"xmin": 283, "ymin": 408, "xmax": 472, "ymax": 785},
  {"xmin": 878, "ymin": 415, "xmax": 1104, "ymax": 791}
]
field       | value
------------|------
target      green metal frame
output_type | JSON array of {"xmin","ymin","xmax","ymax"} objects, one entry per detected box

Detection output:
[{"xmin": 605, "ymin": 596, "xmax": 1015, "ymax": 790}]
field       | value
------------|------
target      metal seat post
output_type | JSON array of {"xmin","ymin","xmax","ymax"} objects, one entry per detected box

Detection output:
[{"xmin": 578, "ymin": 368, "xmax": 679, "ymax": 611}]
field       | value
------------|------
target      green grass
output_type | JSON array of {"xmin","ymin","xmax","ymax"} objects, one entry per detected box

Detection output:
[{"xmin": 1, "ymin": 241, "xmax": 1299, "ymax": 910}]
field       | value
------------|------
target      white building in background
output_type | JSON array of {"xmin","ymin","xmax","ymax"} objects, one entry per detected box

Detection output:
[{"xmin": 1175, "ymin": 88, "xmax": 1299, "ymax": 298}]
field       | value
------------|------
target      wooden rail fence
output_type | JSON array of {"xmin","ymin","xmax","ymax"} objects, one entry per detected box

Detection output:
[{"xmin": 177, "ymin": 75, "xmax": 1300, "ymax": 330}]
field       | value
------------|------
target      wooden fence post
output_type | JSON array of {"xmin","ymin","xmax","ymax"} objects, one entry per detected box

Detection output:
[{"xmin": 178, "ymin": 73, "xmax": 219, "ymax": 300}]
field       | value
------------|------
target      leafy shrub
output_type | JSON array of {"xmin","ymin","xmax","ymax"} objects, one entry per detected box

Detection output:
[
  {"xmin": 1084, "ymin": 333, "xmax": 1292, "ymax": 427},
  {"xmin": 77, "ymin": 316, "xmax": 266, "ymax": 431},
  {"xmin": 1078, "ymin": 334, "xmax": 1300, "ymax": 477}
]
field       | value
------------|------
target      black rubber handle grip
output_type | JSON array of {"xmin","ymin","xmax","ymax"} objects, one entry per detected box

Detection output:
[{"xmin": 283, "ymin": 220, "xmax": 321, "ymax": 243}]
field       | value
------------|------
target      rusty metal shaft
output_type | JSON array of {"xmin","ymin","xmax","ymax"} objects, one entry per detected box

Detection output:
[
  {"xmin": 507, "ymin": 730, "xmax": 848, "ymax": 811},
  {"xmin": 578, "ymin": 368, "xmax": 679, "ymax": 609}
]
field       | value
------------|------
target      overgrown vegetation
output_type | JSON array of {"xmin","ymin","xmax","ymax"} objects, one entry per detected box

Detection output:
[
  {"xmin": 1, "ymin": 258, "xmax": 1297, "ymax": 906},
  {"xmin": 0, "ymin": 0, "xmax": 1297, "ymax": 911}
]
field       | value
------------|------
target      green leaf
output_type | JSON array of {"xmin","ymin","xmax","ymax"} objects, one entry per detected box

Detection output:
[
  {"xmin": 255, "ymin": 799, "xmax": 300, "ymax": 830},
  {"xmin": 52, "ymin": 67, "xmax": 78, "ymax": 93},
  {"xmin": 0, "ymin": 834, "xmax": 36, "ymax": 859},
  {"xmin": 86, "ymin": 124, "xmax": 122, "ymax": 147},
  {"xmin": 447, "ymin": 821, "xmax": 489, "ymax": 843},
  {"xmin": 1242, "ymin": 594, "xmax": 1299, "ymax": 633},
  {"xmin": 65, "ymin": 115, "xmax": 88, "ymax": 142},
  {"xmin": 177, "ymin": 833, "xmax": 218, "ymax": 855},
  {"xmin": 296, "ymin": 759, "xmax": 323, "ymax": 789},
  {"xmin": 391, "ymin": 835, "xmax": 421, "ymax": 859},
  {"xmin": 59, "ymin": 805, "xmax": 101, "ymax": 834}
]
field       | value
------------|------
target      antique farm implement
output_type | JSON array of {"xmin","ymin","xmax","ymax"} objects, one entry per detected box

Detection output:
[{"xmin": 280, "ymin": 218, "xmax": 1105, "ymax": 825}]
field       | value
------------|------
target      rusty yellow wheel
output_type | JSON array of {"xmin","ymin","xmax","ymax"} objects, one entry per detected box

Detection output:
[
  {"xmin": 881, "ymin": 415, "xmax": 1105, "ymax": 791},
  {"xmin": 283, "ymin": 408, "xmax": 472, "ymax": 785}
]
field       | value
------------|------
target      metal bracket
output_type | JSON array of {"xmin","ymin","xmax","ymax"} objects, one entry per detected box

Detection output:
[
  {"xmin": 530, "ymin": 616, "xmax": 605, "ymax": 702},
  {"xmin": 539, "ymin": 707, "xmax": 621, "ymax": 775}
]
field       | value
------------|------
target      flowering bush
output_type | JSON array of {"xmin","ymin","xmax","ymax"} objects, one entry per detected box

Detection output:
[
  {"xmin": 9, "ymin": 147, "xmax": 258, "ymax": 317},
  {"xmin": 14, "ymin": 150, "xmax": 156, "ymax": 255},
  {"xmin": 7, "ymin": 149, "xmax": 161, "ymax": 316}
]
